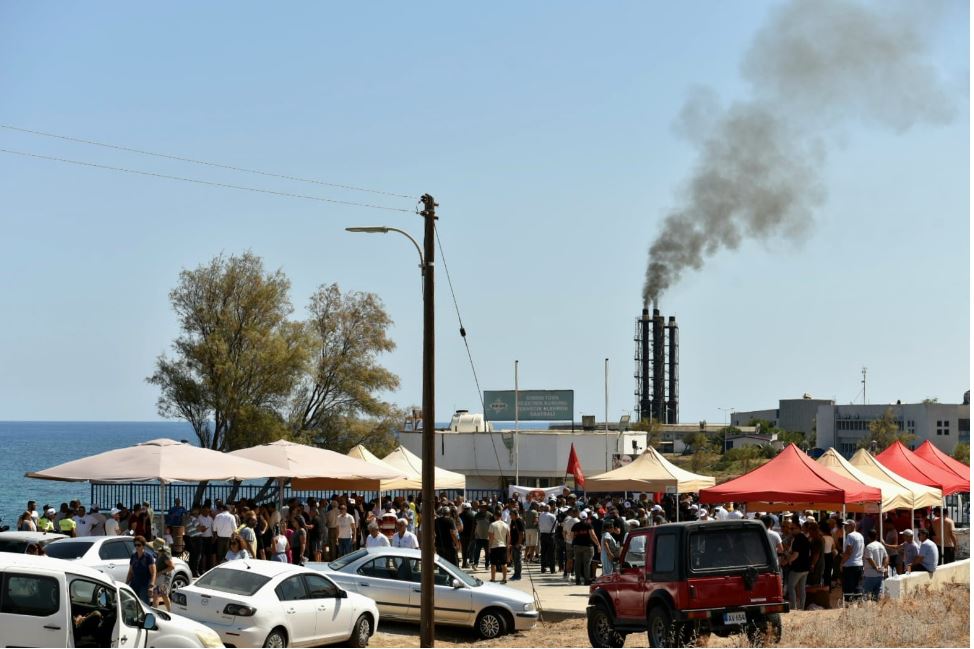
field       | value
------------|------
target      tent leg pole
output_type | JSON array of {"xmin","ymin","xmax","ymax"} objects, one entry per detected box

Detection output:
[
  {"xmin": 940, "ymin": 497, "xmax": 945, "ymax": 564},
  {"xmin": 676, "ymin": 493, "xmax": 679, "ymax": 522}
]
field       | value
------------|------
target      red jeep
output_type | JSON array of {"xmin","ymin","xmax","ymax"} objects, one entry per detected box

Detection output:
[{"xmin": 587, "ymin": 520, "xmax": 787, "ymax": 647}]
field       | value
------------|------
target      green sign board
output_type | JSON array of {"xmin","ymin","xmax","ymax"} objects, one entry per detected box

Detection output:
[{"xmin": 483, "ymin": 390, "xmax": 574, "ymax": 422}]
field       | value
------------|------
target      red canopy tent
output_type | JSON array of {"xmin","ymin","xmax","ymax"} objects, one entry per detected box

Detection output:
[
  {"xmin": 698, "ymin": 444, "xmax": 882, "ymax": 511},
  {"xmin": 875, "ymin": 441, "xmax": 967, "ymax": 495},
  {"xmin": 912, "ymin": 441, "xmax": 970, "ymax": 492}
]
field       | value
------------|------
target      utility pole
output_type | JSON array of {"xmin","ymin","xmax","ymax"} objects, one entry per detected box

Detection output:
[
  {"xmin": 514, "ymin": 360, "xmax": 519, "ymax": 485},
  {"xmin": 862, "ymin": 367, "xmax": 867, "ymax": 405},
  {"xmin": 419, "ymin": 193, "xmax": 437, "ymax": 648}
]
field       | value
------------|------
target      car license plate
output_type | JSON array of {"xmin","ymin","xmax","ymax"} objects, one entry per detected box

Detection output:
[{"xmin": 723, "ymin": 611, "xmax": 747, "ymax": 625}]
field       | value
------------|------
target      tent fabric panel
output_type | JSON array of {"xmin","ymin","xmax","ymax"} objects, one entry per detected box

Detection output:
[
  {"xmin": 816, "ymin": 448, "xmax": 914, "ymax": 512},
  {"xmin": 586, "ymin": 446, "xmax": 715, "ymax": 494},
  {"xmin": 913, "ymin": 441, "xmax": 970, "ymax": 491},
  {"xmin": 847, "ymin": 449, "xmax": 943, "ymax": 509},
  {"xmin": 698, "ymin": 444, "xmax": 882, "ymax": 506},
  {"xmin": 875, "ymin": 441, "xmax": 967, "ymax": 495}
]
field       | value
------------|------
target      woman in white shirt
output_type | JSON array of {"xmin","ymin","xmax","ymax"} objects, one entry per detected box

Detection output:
[{"xmin": 271, "ymin": 527, "xmax": 289, "ymax": 562}]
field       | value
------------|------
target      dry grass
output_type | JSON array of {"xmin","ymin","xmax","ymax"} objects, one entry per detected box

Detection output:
[{"xmin": 368, "ymin": 584, "xmax": 969, "ymax": 648}]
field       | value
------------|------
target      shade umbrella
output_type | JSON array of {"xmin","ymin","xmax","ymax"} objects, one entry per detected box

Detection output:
[
  {"xmin": 698, "ymin": 444, "xmax": 882, "ymax": 512},
  {"xmin": 381, "ymin": 446, "xmax": 466, "ymax": 491},
  {"xmin": 231, "ymin": 440, "xmax": 406, "ymax": 493},
  {"xmin": 586, "ymin": 446, "xmax": 714, "ymax": 520},
  {"xmin": 26, "ymin": 438, "xmax": 288, "ymax": 515}
]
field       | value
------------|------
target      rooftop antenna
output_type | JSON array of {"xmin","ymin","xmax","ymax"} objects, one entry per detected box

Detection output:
[{"xmin": 861, "ymin": 367, "xmax": 867, "ymax": 405}]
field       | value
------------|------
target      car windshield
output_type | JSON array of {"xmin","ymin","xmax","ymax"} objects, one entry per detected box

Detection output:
[
  {"xmin": 436, "ymin": 557, "xmax": 481, "ymax": 587},
  {"xmin": 688, "ymin": 527, "xmax": 771, "ymax": 572},
  {"xmin": 329, "ymin": 548, "xmax": 369, "ymax": 571},
  {"xmin": 45, "ymin": 541, "xmax": 95, "ymax": 559},
  {"xmin": 0, "ymin": 539, "xmax": 29, "ymax": 553},
  {"xmin": 194, "ymin": 567, "xmax": 271, "ymax": 597}
]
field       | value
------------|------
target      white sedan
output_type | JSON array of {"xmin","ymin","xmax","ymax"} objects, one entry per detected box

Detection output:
[
  {"xmin": 45, "ymin": 535, "xmax": 193, "ymax": 589},
  {"xmin": 172, "ymin": 559, "xmax": 379, "ymax": 648},
  {"xmin": 308, "ymin": 548, "xmax": 538, "ymax": 639}
]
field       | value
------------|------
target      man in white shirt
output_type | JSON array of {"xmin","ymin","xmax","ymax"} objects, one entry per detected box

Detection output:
[
  {"xmin": 212, "ymin": 504, "xmax": 237, "ymax": 564},
  {"xmin": 88, "ymin": 507, "xmax": 107, "ymax": 536},
  {"xmin": 488, "ymin": 510, "xmax": 511, "ymax": 584},
  {"xmin": 538, "ymin": 504, "xmax": 557, "ymax": 574},
  {"xmin": 841, "ymin": 519, "xmax": 865, "ymax": 601},
  {"xmin": 365, "ymin": 522, "xmax": 391, "ymax": 548},
  {"xmin": 196, "ymin": 506, "xmax": 214, "ymax": 572},
  {"xmin": 392, "ymin": 518, "xmax": 419, "ymax": 549},
  {"xmin": 862, "ymin": 529, "xmax": 888, "ymax": 600},
  {"xmin": 336, "ymin": 505, "xmax": 356, "ymax": 557},
  {"xmin": 105, "ymin": 508, "xmax": 121, "ymax": 536},
  {"xmin": 73, "ymin": 506, "xmax": 94, "ymax": 537}
]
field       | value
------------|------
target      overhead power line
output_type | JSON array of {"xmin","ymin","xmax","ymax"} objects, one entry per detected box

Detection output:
[
  {"xmin": 0, "ymin": 124, "xmax": 415, "ymax": 200},
  {"xmin": 0, "ymin": 147, "xmax": 413, "ymax": 213}
]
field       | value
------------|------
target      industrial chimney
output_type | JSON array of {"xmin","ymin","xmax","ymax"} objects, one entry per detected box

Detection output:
[{"xmin": 634, "ymin": 306, "xmax": 679, "ymax": 424}]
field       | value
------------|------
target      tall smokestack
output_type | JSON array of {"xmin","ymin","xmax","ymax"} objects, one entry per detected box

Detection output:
[
  {"xmin": 639, "ymin": 308, "xmax": 651, "ymax": 422},
  {"xmin": 667, "ymin": 316, "xmax": 679, "ymax": 424},
  {"xmin": 652, "ymin": 308, "xmax": 665, "ymax": 422}
]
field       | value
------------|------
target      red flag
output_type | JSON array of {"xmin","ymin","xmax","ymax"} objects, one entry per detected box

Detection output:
[{"xmin": 566, "ymin": 443, "xmax": 585, "ymax": 489}]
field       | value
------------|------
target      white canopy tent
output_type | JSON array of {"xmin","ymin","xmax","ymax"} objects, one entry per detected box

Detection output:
[{"xmin": 380, "ymin": 446, "xmax": 466, "ymax": 491}]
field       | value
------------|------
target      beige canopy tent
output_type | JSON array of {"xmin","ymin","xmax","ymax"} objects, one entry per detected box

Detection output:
[
  {"xmin": 27, "ymin": 438, "xmax": 285, "ymax": 484},
  {"xmin": 816, "ymin": 448, "xmax": 914, "ymax": 512},
  {"xmin": 587, "ymin": 447, "xmax": 714, "ymax": 520},
  {"xmin": 26, "ymin": 438, "xmax": 288, "ymax": 513},
  {"xmin": 230, "ymin": 440, "xmax": 406, "ymax": 492},
  {"xmin": 848, "ymin": 448, "xmax": 943, "ymax": 509},
  {"xmin": 380, "ymin": 445, "xmax": 466, "ymax": 491},
  {"xmin": 346, "ymin": 444, "xmax": 405, "ymax": 487}
]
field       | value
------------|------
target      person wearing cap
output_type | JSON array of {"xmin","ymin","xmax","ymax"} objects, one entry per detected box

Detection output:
[
  {"xmin": 570, "ymin": 511, "xmax": 601, "ymax": 585},
  {"xmin": 37, "ymin": 508, "xmax": 56, "ymax": 533},
  {"xmin": 840, "ymin": 519, "xmax": 865, "ymax": 601},
  {"xmin": 458, "ymin": 502, "xmax": 476, "ymax": 567},
  {"xmin": 884, "ymin": 528, "xmax": 919, "ymax": 576},
  {"xmin": 103, "ymin": 508, "xmax": 120, "ymax": 536}
]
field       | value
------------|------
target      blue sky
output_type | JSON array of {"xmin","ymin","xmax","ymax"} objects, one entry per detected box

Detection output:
[{"xmin": 0, "ymin": 1, "xmax": 969, "ymax": 425}]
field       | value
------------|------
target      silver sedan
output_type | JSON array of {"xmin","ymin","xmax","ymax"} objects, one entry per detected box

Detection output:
[{"xmin": 308, "ymin": 547, "xmax": 538, "ymax": 640}]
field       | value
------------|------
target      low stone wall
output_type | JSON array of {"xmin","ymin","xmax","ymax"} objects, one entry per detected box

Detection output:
[
  {"xmin": 956, "ymin": 527, "xmax": 969, "ymax": 559},
  {"xmin": 885, "ymin": 558, "xmax": 970, "ymax": 598}
]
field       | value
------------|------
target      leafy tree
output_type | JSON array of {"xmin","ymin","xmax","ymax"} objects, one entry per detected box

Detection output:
[
  {"xmin": 148, "ymin": 252, "xmax": 309, "ymax": 451},
  {"xmin": 633, "ymin": 418, "xmax": 663, "ymax": 449},
  {"xmin": 952, "ymin": 443, "xmax": 970, "ymax": 466},
  {"xmin": 288, "ymin": 284, "xmax": 400, "ymax": 453},
  {"xmin": 857, "ymin": 407, "xmax": 916, "ymax": 452},
  {"xmin": 718, "ymin": 446, "xmax": 763, "ymax": 472}
]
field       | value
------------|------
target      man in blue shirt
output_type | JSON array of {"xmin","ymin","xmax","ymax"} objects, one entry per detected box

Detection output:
[{"xmin": 166, "ymin": 498, "xmax": 187, "ymax": 528}]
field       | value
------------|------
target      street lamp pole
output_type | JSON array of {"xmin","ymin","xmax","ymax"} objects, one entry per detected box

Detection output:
[{"xmin": 345, "ymin": 193, "xmax": 438, "ymax": 647}]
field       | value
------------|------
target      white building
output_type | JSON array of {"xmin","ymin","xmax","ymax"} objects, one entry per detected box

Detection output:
[{"xmin": 396, "ymin": 420, "xmax": 755, "ymax": 490}]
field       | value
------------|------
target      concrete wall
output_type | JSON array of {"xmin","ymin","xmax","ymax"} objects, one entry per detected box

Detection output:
[{"xmin": 884, "ymin": 559, "xmax": 970, "ymax": 598}]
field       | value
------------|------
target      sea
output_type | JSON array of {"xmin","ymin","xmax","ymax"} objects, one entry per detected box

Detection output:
[
  {"xmin": 0, "ymin": 419, "xmax": 551, "ymax": 527},
  {"xmin": 0, "ymin": 421, "xmax": 195, "ymax": 527}
]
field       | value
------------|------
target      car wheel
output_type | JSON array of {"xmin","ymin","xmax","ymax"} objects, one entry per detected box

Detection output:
[
  {"xmin": 263, "ymin": 628, "xmax": 288, "ymax": 648},
  {"xmin": 476, "ymin": 608, "xmax": 508, "ymax": 640},
  {"xmin": 587, "ymin": 603, "xmax": 626, "ymax": 648},
  {"xmin": 170, "ymin": 572, "xmax": 190, "ymax": 590},
  {"xmin": 350, "ymin": 614, "xmax": 372, "ymax": 648},
  {"xmin": 647, "ymin": 605, "xmax": 672, "ymax": 648},
  {"xmin": 745, "ymin": 613, "xmax": 782, "ymax": 646}
]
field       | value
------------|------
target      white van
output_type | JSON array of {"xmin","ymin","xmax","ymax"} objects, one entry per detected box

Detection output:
[{"xmin": 0, "ymin": 554, "xmax": 222, "ymax": 647}]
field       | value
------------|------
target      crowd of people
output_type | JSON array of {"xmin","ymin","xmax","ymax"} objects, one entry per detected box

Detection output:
[{"xmin": 13, "ymin": 487, "xmax": 961, "ymax": 609}]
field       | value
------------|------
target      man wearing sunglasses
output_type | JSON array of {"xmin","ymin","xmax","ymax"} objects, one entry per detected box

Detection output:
[{"xmin": 126, "ymin": 535, "xmax": 157, "ymax": 604}]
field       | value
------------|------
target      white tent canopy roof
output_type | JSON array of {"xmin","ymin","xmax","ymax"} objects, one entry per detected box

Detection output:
[
  {"xmin": 586, "ymin": 446, "xmax": 715, "ymax": 493},
  {"xmin": 816, "ymin": 448, "xmax": 914, "ymax": 512},
  {"xmin": 26, "ymin": 438, "xmax": 285, "ymax": 484},
  {"xmin": 232, "ymin": 439, "xmax": 406, "ymax": 491},
  {"xmin": 848, "ymin": 448, "xmax": 943, "ymax": 509},
  {"xmin": 380, "ymin": 446, "xmax": 466, "ymax": 491}
]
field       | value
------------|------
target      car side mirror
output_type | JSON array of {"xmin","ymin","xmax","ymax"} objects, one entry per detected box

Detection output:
[
  {"xmin": 335, "ymin": 589, "xmax": 347, "ymax": 599},
  {"xmin": 142, "ymin": 613, "xmax": 158, "ymax": 631},
  {"xmin": 451, "ymin": 579, "xmax": 463, "ymax": 589}
]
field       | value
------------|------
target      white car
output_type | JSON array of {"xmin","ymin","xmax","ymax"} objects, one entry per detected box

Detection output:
[
  {"xmin": 172, "ymin": 559, "xmax": 379, "ymax": 648},
  {"xmin": 308, "ymin": 547, "xmax": 539, "ymax": 639},
  {"xmin": 0, "ymin": 530, "xmax": 68, "ymax": 553},
  {"xmin": 0, "ymin": 553, "xmax": 222, "ymax": 647},
  {"xmin": 45, "ymin": 535, "xmax": 193, "ymax": 589}
]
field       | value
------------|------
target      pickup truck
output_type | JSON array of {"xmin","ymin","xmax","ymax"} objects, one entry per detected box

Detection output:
[{"xmin": 587, "ymin": 520, "xmax": 787, "ymax": 647}]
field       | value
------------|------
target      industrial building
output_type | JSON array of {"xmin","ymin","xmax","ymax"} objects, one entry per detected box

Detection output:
[{"xmin": 733, "ymin": 393, "xmax": 970, "ymax": 457}]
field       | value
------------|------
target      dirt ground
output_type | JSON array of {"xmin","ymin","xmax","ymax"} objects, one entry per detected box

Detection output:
[{"xmin": 368, "ymin": 584, "xmax": 969, "ymax": 648}]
